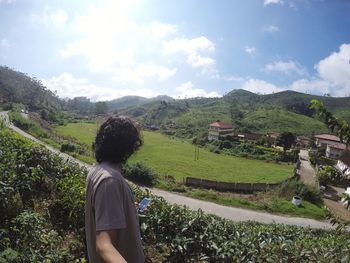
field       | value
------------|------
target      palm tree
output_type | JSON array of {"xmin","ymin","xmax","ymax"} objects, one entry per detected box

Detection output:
[
  {"xmin": 342, "ymin": 193, "xmax": 350, "ymax": 210},
  {"xmin": 310, "ymin": 100, "xmax": 350, "ymax": 145}
]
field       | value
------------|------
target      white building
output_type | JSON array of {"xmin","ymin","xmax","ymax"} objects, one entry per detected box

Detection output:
[
  {"xmin": 315, "ymin": 134, "xmax": 347, "ymax": 159},
  {"xmin": 208, "ymin": 122, "xmax": 234, "ymax": 141},
  {"xmin": 326, "ymin": 143, "xmax": 347, "ymax": 159},
  {"xmin": 336, "ymin": 156, "xmax": 350, "ymax": 177}
]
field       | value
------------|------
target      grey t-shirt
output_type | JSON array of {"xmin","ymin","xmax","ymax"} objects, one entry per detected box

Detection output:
[{"xmin": 85, "ymin": 162, "xmax": 145, "ymax": 263}]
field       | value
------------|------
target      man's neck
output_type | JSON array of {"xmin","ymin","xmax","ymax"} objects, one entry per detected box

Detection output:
[{"xmin": 105, "ymin": 161, "xmax": 122, "ymax": 173}]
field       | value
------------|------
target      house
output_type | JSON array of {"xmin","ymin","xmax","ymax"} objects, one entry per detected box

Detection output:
[
  {"xmin": 236, "ymin": 132, "xmax": 262, "ymax": 141},
  {"xmin": 315, "ymin": 134, "xmax": 347, "ymax": 159},
  {"xmin": 336, "ymin": 155, "xmax": 350, "ymax": 177},
  {"xmin": 208, "ymin": 122, "xmax": 234, "ymax": 141},
  {"xmin": 315, "ymin": 134, "xmax": 342, "ymax": 148},
  {"xmin": 326, "ymin": 143, "xmax": 347, "ymax": 159}
]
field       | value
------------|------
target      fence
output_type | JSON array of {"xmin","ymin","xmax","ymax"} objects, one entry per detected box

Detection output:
[
  {"xmin": 185, "ymin": 177, "xmax": 280, "ymax": 193},
  {"xmin": 185, "ymin": 160, "xmax": 300, "ymax": 193}
]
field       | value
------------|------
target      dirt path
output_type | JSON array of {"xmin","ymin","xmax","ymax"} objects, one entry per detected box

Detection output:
[
  {"xmin": 1, "ymin": 112, "xmax": 335, "ymax": 229},
  {"xmin": 298, "ymin": 149, "xmax": 318, "ymax": 186}
]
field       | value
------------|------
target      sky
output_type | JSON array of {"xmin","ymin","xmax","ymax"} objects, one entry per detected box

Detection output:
[{"xmin": 0, "ymin": 0, "xmax": 350, "ymax": 101}]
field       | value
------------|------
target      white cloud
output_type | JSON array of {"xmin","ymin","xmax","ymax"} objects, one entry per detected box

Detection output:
[
  {"xmin": 245, "ymin": 46, "xmax": 256, "ymax": 55},
  {"xmin": 59, "ymin": 0, "xmax": 180, "ymax": 84},
  {"xmin": 31, "ymin": 8, "xmax": 68, "ymax": 29},
  {"xmin": 263, "ymin": 25, "xmax": 279, "ymax": 32},
  {"xmin": 163, "ymin": 36, "xmax": 215, "ymax": 68},
  {"xmin": 146, "ymin": 21, "xmax": 177, "ymax": 40},
  {"xmin": 113, "ymin": 63, "xmax": 177, "ymax": 84},
  {"xmin": 43, "ymin": 73, "xmax": 160, "ymax": 101},
  {"xmin": 187, "ymin": 54, "xmax": 215, "ymax": 67},
  {"xmin": 315, "ymin": 43, "xmax": 350, "ymax": 91},
  {"xmin": 173, "ymin": 81, "xmax": 220, "ymax": 99},
  {"xmin": 163, "ymin": 36, "xmax": 215, "ymax": 55},
  {"xmin": 0, "ymin": 38, "xmax": 10, "ymax": 47},
  {"xmin": 263, "ymin": 0, "xmax": 283, "ymax": 6},
  {"xmin": 240, "ymin": 78, "xmax": 284, "ymax": 94},
  {"xmin": 289, "ymin": 78, "xmax": 332, "ymax": 95},
  {"xmin": 264, "ymin": 60, "xmax": 308, "ymax": 75}
]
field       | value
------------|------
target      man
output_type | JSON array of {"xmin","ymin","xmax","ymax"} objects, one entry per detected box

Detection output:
[{"xmin": 85, "ymin": 116, "xmax": 145, "ymax": 263}]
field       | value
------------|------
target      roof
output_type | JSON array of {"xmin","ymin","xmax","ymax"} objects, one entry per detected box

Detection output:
[
  {"xmin": 315, "ymin": 134, "xmax": 341, "ymax": 142},
  {"xmin": 339, "ymin": 155, "xmax": 350, "ymax": 166},
  {"xmin": 327, "ymin": 143, "xmax": 347, "ymax": 150},
  {"xmin": 236, "ymin": 132, "xmax": 262, "ymax": 140},
  {"xmin": 209, "ymin": 122, "xmax": 233, "ymax": 129}
]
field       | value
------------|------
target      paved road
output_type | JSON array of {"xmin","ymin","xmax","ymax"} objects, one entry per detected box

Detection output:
[
  {"xmin": 299, "ymin": 149, "xmax": 318, "ymax": 186},
  {"xmin": 1, "ymin": 111, "xmax": 334, "ymax": 229}
]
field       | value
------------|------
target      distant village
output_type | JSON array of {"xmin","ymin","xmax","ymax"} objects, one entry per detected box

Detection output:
[{"xmin": 208, "ymin": 121, "xmax": 350, "ymax": 184}]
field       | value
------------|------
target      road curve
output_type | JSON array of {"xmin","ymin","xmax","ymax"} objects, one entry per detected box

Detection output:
[{"xmin": 0, "ymin": 111, "xmax": 334, "ymax": 229}]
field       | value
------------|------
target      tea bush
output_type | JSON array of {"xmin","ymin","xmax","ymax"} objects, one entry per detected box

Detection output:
[{"xmin": 0, "ymin": 127, "xmax": 349, "ymax": 262}]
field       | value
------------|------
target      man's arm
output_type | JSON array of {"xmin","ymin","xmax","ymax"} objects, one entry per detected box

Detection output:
[{"xmin": 96, "ymin": 229, "xmax": 127, "ymax": 263}]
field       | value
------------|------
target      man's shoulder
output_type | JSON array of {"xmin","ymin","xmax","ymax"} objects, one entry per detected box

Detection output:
[{"xmin": 88, "ymin": 162, "xmax": 124, "ymax": 185}]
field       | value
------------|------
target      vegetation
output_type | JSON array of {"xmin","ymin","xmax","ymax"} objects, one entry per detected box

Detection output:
[
  {"xmin": 317, "ymin": 165, "xmax": 346, "ymax": 186},
  {"xmin": 120, "ymin": 89, "xmax": 350, "ymax": 138},
  {"xmin": 186, "ymin": 184, "xmax": 327, "ymax": 220},
  {"xmin": 311, "ymin": 99, "xmax": 350, "ymax": 145},
  {"xmin": 1, "ymin": 127, "xmax": 349, "ymax": 262},
  {"xmin": 123, "ymin": 162, "xmax": 158, "ymax": 186},
  {"xmin": 55, "ymin": 123, "xmax": 294, "ymax": 183},
  {"xmin": 0, "ymin": 66, "xmax": 62, "ymax": 113}
]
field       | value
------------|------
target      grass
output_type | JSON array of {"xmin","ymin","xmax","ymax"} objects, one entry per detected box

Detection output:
[
  {"xmin": 54, "ymin": 122, "xmax": 326, "ymax": 220},
  {"xmin": 242, "ymin": 107, "xmax": 328, "ymax": 135},
  {"xmin": 186, "ymin": 189, "xmax": 327, "ymax": 220},
  {"xmin": 55, "ymin": 122, "xmax": 100, "ymax": 145},
  {"xmin": 55, "ymin": 122, "xmax": 294, "ymax": 183}
]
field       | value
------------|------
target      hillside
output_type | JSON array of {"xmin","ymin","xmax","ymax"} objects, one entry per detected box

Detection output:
[
  {"xmin": 121, "ymin": 89, "xmax": 349, "ymax": 137},
  {"xmin": 106, "ymin": 95, "xmax": 173, "ymax": 112},
  {"xmin": 0, "ymin": 66, "xmax": 63, "ymax": 111}
]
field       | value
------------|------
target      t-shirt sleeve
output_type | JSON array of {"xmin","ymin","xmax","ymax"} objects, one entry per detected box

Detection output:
[{"xmin": 94, "ymin": 178, "xmax": 127, "ymax": 231}]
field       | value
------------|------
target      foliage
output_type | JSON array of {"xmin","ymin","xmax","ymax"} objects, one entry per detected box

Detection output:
[
  {"xmin": 0, "ymin": 128, "xmax": 86, "ymax": 262},
  {"xmin": 0, "ymin": 66, "xmax": 62, "ymax": 111},
  {"xmin": 311, "ymin": 99, "xmax": 350, "ymax": 144},
  {"xmin": 317, "ymin": 165, "xmax": 345, "ymax": 186},
  {"xmin": 1, "ymin": 127, "xmax": 350, "ymax": 262},
  {"xmin": 273, "ymin": 179, "xmax": 323, "ymax": 205},
  {"xmin": 60, "ymin": 142, "xmax": 76, "ymax": 152},
  {"xmin": 342, "ymin": 193, "xmax": 350, "ymax": 210},
  {"xmin": 276, "ymin": 132, "xmax": 296, "ymax": 152},
  {"xmin": 8, "ymin": 111, "xmax": 49, "ymax": 138},
  {"xmin": 123, "ymin": 162, "xmax": 158, "ymax": 186}
]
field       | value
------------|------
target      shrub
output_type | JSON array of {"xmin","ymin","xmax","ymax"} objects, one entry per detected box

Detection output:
[
  {"xmin": 123, "ymin": 162, "xmax": 158, "ymax": 186},
  {"xmin": 275, "ymin": 179, "xmax": 323, "ymax": 205},
  {"xmin": 4, "ymin": 210, "xmax": 71, "ymax": 262},
  {"xmin": 60, "ymin": 142, "xmax": 76, "ymax": 152},
  {"xmin": 317, "ymin": 165, "xmax": 344, "ymax": 186}
]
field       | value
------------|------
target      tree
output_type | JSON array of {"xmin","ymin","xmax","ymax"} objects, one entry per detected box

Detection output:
[
  {"xmin": 342, "ymin": 193, "xmax": 350, "ymax": 209},
  {"xmin": 310, "ymin": 99, "xmax": 350, "ymax": 145},
  {"xmin": 94, "ymin": 101, "xmax": 108, "ymax": 115},
  {"xmin": 229, "ymin": 99, "xmax": 243, "ymax": 128},
  {"xmin": 276, "ymin": 132, "xmax": 296, "ymax": 154}
]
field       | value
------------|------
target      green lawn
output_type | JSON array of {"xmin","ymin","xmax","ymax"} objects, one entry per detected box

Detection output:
[{"xmin": 55, "ymin": 123, "xmax": 293, "ymax": 183}]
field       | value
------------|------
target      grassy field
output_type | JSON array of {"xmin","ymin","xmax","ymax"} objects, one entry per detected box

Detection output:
[{"xmin": 55, "ymin": 123, "xmax": 293, "ymax": 183}]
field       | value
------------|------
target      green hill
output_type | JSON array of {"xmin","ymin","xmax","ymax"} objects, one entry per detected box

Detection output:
[
  {"xmin": 242, "ymin": 107, "xmax": 328, "ymax": 134},
  {"xmin": 122, "ymin": 89, "xmax": 349, "ymax": 137},
  {"xmin": 0, "ymin": 66, "xmax": 63, "ymax": 111}
]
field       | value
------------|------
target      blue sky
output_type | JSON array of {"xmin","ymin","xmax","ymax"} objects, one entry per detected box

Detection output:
[{"xmin": 0, "ymin": 0, "xmax": 350, "ymax": 100}]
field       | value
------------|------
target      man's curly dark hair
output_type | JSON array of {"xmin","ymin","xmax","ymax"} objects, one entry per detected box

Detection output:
[{"xmin": 93, "ymin": 116, "xmax": 143, "ymax": 163}]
